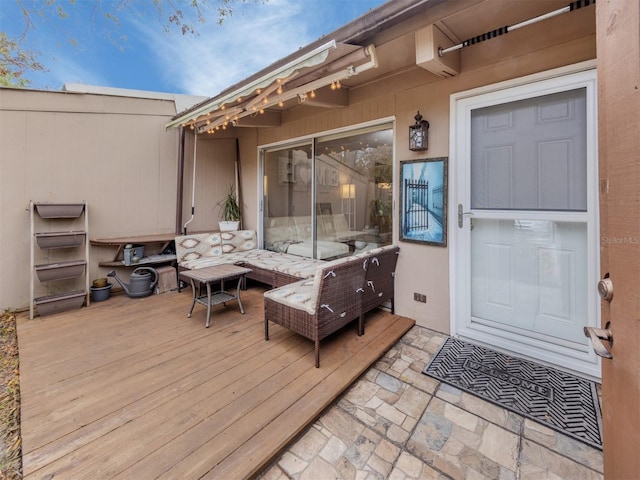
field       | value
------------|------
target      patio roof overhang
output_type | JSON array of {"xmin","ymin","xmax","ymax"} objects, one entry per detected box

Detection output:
[{"xmin": 166, "ymin": 40, "xmax": 378, "ymax": 134}]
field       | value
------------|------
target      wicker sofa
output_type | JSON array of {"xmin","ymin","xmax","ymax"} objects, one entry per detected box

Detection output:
[
  {"xmin": 264, "ymin": 245, "xmax": 399, "ymax": 367},
  {"xmin": 176, "ymin": 230, "xmax": 400, "ymax": 366}
]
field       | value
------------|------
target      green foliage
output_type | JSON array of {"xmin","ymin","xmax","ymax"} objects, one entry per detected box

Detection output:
[
  {"xmin": 216, "ymin": 185, "xmax": 241, "ymax": 221},
  {"xmin": 0, "ymin": 33, "xmax": 45, "ymax": 87},
  {"xmin": 369, "ymin": 198, "xmax": 392, "ymax": 233}
]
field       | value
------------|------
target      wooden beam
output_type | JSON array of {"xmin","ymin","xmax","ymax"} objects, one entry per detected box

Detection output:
[
  {"xmin": 302, "ymin": 86, "xmax": 349, "ymax": 109},
  {"xmin": 232, "ymin": 110, "xmax": 281, "ymax": 127}
]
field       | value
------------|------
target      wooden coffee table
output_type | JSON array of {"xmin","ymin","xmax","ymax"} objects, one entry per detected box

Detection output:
[{"xmin": 180, "ymin": 264, "xmax": 252, "ymax": 327}]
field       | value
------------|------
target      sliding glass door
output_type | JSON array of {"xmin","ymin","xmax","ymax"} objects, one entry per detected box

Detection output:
[
  {"xmin": 261, "ymin": 122, "xmax": 394, "ymax": 260},
  {"xmin": 262, "ymin": 142, "xmax": 314, "ymax": 253}
]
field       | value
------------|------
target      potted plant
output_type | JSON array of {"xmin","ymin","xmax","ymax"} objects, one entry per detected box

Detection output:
[
  {"xmin": 217, "ymin": 185, "xmax": 241, "ymax": 232},
  {"xmin": 369, "ymin": 198, "xmax": 392, "ymax": 233}
]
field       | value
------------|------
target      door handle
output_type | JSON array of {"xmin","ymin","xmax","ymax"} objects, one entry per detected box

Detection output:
[
  {"xmin": 584, "ymin": 324, "xmax": 613, "ymax": 359},
  {"xmin": 458, "ymin": 204, "xmax": 473, "ymax": 228},
  {"xmin": 598, "ymin": 275, "xmax": 613, "ymax": 302}
]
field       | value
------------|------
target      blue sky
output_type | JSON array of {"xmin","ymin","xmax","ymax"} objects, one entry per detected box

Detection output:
[{"xmin": 1, "ymin": 0, "xmax": 386, "ymax": 96}]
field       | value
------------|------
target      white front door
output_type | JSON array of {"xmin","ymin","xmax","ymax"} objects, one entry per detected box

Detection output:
[{"xmin": 451, "ymin": 67, "xmax": 600, "ymax": 379}]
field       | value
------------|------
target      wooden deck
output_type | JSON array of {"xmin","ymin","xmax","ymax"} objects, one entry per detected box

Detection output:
[{"xmin": 17, "ymin": 286, "xmax": 414, "ymax": 479}]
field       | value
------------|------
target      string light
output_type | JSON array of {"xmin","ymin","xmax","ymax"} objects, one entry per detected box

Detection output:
[{"xmin": 194, "ymin": 68, "xmax": 358, "ymax": 134}]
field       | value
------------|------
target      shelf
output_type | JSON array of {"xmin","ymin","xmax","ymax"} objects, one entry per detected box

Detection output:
[
  {"xmin": 98, "ymin": 253, "xmax": 176, "ymax": 268},
  {"xmin": 35, "ymin": 231, "xmax": 86, "ymax": 249},
  {"xmin": 35, "ymin": 260, "xmax": 86, "ymax": 282},
  {"xmin": 92, "ymin": 233, "xmax": 179, "ymax": 268},
  {"xmin": 30, "ymin": 201, "xmax": 89, "ymax": 319},
  {"xmin": 91, "ymin": 233, "xmax": 178, "ymax": 245},
  {"xmin": 34, "ymin": 203, "xmax": 85, "ymax": 218},
  {"xmin": 34, "ymin": 291, "xmax": 86, "ymax": 316},
  {"xmin": 196, "ymin": 291, "xmax": 237, "ymax": 308}
]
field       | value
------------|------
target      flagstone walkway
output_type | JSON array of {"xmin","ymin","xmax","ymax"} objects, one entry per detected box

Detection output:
[{"xmin": 259, "ymin": 325, "xmax": 603, "ymax": 480}]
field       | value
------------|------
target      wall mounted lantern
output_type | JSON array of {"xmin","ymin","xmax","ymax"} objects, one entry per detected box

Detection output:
[{"xmin": 409, "ymin": 111, "xmax": 429, "ymax": 151}]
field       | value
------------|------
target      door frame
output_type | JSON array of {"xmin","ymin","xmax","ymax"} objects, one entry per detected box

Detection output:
[
  {"xmin": 449, "ymin": 61, "xmax": 601, "ymax": 379},
  {"xmin": 596, "ymin": 0, "xmax": 640, "ymax": 475}
]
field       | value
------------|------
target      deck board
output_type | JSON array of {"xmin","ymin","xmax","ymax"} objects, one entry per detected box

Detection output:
[{"xmin": 18, "ymin": 286, "xmax": 414, "ymax": 479}]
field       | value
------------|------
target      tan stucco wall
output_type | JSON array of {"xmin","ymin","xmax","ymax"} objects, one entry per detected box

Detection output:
[
  {"xmin": 178, "ymin": 128, "xmax": 257, "ymax": 233},
  {"xmin": 180, "ymin": 134, "xmax": 237, "ymax": 233},
  {"xmin": 241, "ymin": 25, "xmax": 596, "ymax": 334},
  {"xmin": 0, "ymin": 89, "xmax": 180, "ymax": 310}
]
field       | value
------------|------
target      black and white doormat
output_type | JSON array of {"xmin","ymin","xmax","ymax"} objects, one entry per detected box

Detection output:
[{"xmin": 423, "ymin": 337, "xmax": 603, "ymax": 449}]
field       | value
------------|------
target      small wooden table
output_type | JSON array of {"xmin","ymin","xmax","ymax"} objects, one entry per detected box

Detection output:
[{"xmin": 180, "ymin": 264, "xmax": 252, "ymax": 328}]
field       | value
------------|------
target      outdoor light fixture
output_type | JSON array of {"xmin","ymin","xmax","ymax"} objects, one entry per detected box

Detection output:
[{"xmin": 409, "ymin": 111, "xmax": 429, "ymax": 151}]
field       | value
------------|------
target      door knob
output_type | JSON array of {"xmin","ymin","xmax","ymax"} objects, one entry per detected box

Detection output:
[
  {"xmin": 584, "ymin": 323, "xmax": 613, "ymax": 359},
  {"xmin": 598, "ymin": 275, "xmax": 613, "ymax": 302}
]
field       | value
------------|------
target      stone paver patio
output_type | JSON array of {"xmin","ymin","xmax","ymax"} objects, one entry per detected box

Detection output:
[{"xmin": 259, "ymin": 325, "xmax": 603, "ymax": 480}]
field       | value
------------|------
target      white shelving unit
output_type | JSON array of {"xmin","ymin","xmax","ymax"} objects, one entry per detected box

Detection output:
[{"xmin": 30, "ymin": 202, "xmax": 90, "ymax": 319}]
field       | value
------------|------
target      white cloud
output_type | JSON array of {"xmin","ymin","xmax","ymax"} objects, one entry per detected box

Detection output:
[
  {"xmin": 35, "ymin": 52, "xmax": 109, "ymax": 90},
  {"xmin": 128, "ymin": 0, "xmax": 319, "ymax": 95},
  {"xmin": 7, "ymin": 0, "xmax": 382, "ymax": 93}
]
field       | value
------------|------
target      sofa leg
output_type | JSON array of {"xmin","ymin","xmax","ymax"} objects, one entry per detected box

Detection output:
[
  {"xmin": 265, "ymin": 319, "xmax": 270, "ymax": 341},
  {"xmin": 315, "ymin": 340, "xmax": 320, "ymax": 368},
  {"xmin": 358, "ymin": 315, "xmax": 364, "ymax": 336},
  {"xmin": 391, "ymin": 297, "xmax": 395, "ymax": 315}
]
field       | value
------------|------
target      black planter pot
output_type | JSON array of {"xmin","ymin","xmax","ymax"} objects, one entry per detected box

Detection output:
[{"xmin": 90, "ymin": 283, "xmax": 112, "ymax": 302}]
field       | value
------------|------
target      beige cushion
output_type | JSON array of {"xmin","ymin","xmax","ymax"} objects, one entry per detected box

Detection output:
[
  {"xmin": 273, "ymin": 258, "xmax": 325, "ymax": 279},
  {"xmin": 221, "ymin": 230, "xmax": 257, "ymax": 252},
  {"xmin": 175, "ymin": 233, "xmax": 222, "ymax": 263},
  {"xmin": 264, "ymin": 278, "xmax": 318, "ymax": 315}
]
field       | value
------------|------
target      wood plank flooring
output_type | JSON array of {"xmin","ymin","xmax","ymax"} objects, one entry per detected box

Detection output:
[{"xmin": 17, "ymin": 285, "xmax": 414, "ymax": 479}]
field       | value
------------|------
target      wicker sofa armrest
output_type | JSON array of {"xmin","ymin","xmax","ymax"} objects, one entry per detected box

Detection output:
[{"xmin": 264, "ymin": 255, "xmax": 366, "ymax": 367}]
